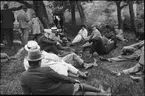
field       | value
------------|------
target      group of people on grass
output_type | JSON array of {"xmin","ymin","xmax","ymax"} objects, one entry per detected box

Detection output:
[
  {"xmin": 21, "ymin": 23, "xmax": 144, "ymax": 95},
  {"xmin": 1, "ymin": 4, "xmax": 144, "ymax": 95}
]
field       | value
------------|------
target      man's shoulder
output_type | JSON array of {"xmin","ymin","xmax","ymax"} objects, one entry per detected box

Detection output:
[{"xmin": 39, "ymin": 35, "xmax": 45, "ymax": 40}]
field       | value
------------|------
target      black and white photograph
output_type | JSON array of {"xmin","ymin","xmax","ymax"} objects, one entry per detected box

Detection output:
[{"xmin": 0, "ymin": 0, "xmax": 144, "ymax": 95}]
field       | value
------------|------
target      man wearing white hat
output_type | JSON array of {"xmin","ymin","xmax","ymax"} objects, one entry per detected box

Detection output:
[
  {"xmin": 38, "ymin": 29, "xmax": 74, "ymax": 56},
  {"xmin": 21, "ymin": 40, "xmax": 110, "ymax": 95},
  {"xmin": 24, "ymin": 40, "xmax": 97, "ymax": 78},
  {"xmin": 37, "ymin": 29, "xmax": 62, "ymax": 55}
]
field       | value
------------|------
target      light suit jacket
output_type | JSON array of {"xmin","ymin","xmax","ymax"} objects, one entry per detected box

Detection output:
[{"xmin": 17, "ymin": 11, "xmax": 29, "ymax": 29}]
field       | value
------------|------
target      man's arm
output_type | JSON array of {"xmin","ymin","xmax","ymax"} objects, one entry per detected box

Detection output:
[
  {"xmin": 24, "ymin": 13, "xmax": 29, "ymax": 22},
  {"xmin": 48, "ymin": 67, "xmax": 78, "ymax": 83},
  {"xmin": 12, "ymin": 11, "xmax": 15, "ymax": 23},
  {"xmin": 65, "ymin": 63, "xmax": 79, "ymax": 75},
  {"xmin": 83, "ymin": 29, "xmax": 88, "ymax": 39},
  {"xmin": 21, "ymin": 83, "xmax": 31, "ymax": 95},
  {"xmin": 41, "ymin": 36, "xmax": 57, "ymax": 45},
  {"xmin": 20, "ymin": 76, "xmax": 31, "ymax": 95}
]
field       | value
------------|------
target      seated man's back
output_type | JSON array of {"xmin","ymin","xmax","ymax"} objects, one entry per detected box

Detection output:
[{"xmin": 21, "ymin": 67, "xmax": 74, "ymax": 95}]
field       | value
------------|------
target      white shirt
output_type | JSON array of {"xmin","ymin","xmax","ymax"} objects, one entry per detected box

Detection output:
[
  {"xmin": 24, "ymin": 51, "xmax": 79, "ymax": 76},
  {"xmin": 78, "ymin": 28, "xmax": 88, "ymax": 39}
]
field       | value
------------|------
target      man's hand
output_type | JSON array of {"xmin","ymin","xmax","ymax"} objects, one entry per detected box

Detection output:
[
  {"xmin": 56, "ymin": 42, "xmax": 60, "ymax": 45},
  {"xmin": 77, "ymin": 71, "xmax": 88, "ymax": 79},
  {"xmin": 75, "ymin": 79, "xmax": 80, "ymax": 83}
]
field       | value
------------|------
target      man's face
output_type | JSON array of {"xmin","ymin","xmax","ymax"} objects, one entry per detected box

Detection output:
[
  {"xmin": 23, "ymin": 8, "xmax": 27, "ymax": 12},
  {"xmin": 44, "ymin": 33, "xmax": 49, "ymax": 38},
  {"xmin": 32, "ymin": 14, "xmax": 36, "ymax": 18},
  {"xmin": 82, "ymin": 27, "xmax": 85, "ymax": 30},
  {"xmin": 51, "ymin": 29, "xmax": 57, "ymax": 33},
  {"xmin": 92, "ymin": 27, "xmax": 96, "ymax": 31}
]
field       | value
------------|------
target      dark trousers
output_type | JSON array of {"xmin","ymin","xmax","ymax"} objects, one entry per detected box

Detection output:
[
  {"xmin": 3, "ymin": 28, "xmax": 13, "ymax": 48},
  {"xmin": 1, "ymin": 28, "xmax": 5, "ymax": 43},
  {"xmin": 32, "ymin": 34, "xmax": 41, "ymax": 41},
  {"xmin": 43, "ymin": 45, "xmax": 61, "ymax": 55},
  {"xmin": 90, "ymin": 37, "xmax": 116, "ymax": 55}
]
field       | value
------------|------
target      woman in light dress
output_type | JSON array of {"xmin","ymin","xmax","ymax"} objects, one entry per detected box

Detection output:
[{"xmin": 30, "ymin": 13, "xmax": 44, "ymax": 40}]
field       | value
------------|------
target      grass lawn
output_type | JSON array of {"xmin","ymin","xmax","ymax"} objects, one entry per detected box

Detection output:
[{"xmin": 0, "ymin": 32, "xmax": 144, "ymax": 95}]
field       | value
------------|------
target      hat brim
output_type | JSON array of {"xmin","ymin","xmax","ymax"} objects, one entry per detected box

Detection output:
[
  {"xmin": 44, "ymin": 29, "xmax": 52, "ymax": 34},
  {"xmin": 25, "ymin": 44, "xmax": 40, "ymax": 52},
  {"xmin": 26, "ymin": 54, "xmax": 44, "ymax": 61}
]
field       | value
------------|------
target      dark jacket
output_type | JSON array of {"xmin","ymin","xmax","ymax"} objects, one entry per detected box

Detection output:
[
  {"xmin": 1, "ymin": 9, "xmax": 15, "ymax": 29},
  {"xmin": 37, "ymin": 35, "xmax": 57, "ymax": 50},
  {"xmin": 20, "ymin": 67, "xmax": 76, "ymax": 95}
]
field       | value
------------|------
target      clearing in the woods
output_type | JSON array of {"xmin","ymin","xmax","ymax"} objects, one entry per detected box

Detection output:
[{"xmin": 0, "ymin": 31, "xmax": 144, "ymax": 96}]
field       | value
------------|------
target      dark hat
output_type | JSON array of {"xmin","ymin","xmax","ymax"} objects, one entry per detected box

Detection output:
[
  {"xmin": 3, "ymin": 4, "xmax": 8, "ymax": 9},
  {"xmin": 22, "ymin": 5, "xmax": 27, "ymax": 9}
]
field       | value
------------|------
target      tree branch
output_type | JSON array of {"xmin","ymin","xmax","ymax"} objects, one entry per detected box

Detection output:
[
  {"xmin": 120, "ymin": 4, "xmax": 128, "ymax": 9},
  {"xmin": 9, "ymin": 5, "xmax": 23, "ymax": 11},
  {"xmin": 15, "ymin": 1, "xmax": 33, "ymax": 8}
]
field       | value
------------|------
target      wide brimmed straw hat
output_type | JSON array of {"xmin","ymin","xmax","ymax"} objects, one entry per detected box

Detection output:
[
  {"xmin": 25, "ymin": 41, "xmax": 40, "ymax": 52},
  {"xmin": 44, "ymin": 29, "xmax": 52, "ymax": 34},
  {"xmin": 24, "ymin": 41, "xmax": 44, "ymax": 61},
  {"xmin": 51, "ymin": 27, "xmax": 57, "ymax": 30}
]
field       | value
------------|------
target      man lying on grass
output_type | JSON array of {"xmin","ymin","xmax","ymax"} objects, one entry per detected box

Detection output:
[
  {"xmin": 100, "ymin": 40, "xmax": 144, "ymax": 62},
  {"xmin": 24, "ymin": 41, "xmax": 98, "ymax": 79},
  {"xmin": 114, "ymin": 46, "xmax": 144, "ymax": 78},
  {"xmin": 20, "ymin": 41, "xmax": 111, "ymax": 95}
]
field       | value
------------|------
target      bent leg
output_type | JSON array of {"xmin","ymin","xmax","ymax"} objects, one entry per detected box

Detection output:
[
  {"xmin": 81, "ymin": 83, "xmax": 101, "ymax": 92},
  {"xmin": 105, "ymin": 42, "xmax": 115, "ymax": 54},
  {"xmin": 62, "ymin": 53, "xmax": 84, "ymax": 65},
  {"xmin": 72, "ymin": 34, "xmax": 82, "ymax": 44},
  {"xmin": 123, "ymin": 63, "xmax": 141, "ymax": 74},
  {"xmin": 90, "ymin": 38, "xmax": 106, "ymax": 55},
  {"xmin": 22, "ymin": 28, "xmax": 29, "ymax": 45}
]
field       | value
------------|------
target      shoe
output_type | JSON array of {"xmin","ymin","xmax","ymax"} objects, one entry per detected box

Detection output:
[
  {"xmin": 78, "ymin": 71, "xmax": 88, "ymax": 79},
  {"xmin": 116, "ymin": 72, "xmax": 121, "ymax": 76},
  {"xmin": 99, "ymin": 84, "xmax": 105, "ymax": 93},
  {"xmin": 84, "ymin": 64, "xmax": 94, "ymax": 69},
  {"xmin": 111, "ymin": 71, "xmax": 121, "ymax": 76},
  {"xmin": 99, "ymin": 57, "xmax": 111, "ymax": 62},
  {"xmin": 130, "ymin": 75, "xmax": 142, "ymax": 82}
]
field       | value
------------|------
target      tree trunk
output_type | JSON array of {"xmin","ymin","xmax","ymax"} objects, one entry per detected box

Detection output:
[
  {"xmin": 76, "ymin": 1, "xmax": 86, "ymax": 25},
  {"xmin": 116, "ymin": 2, "xmax": 123, "ymax": 30},
  {"xmin": 128, "ymin": 1, "xmax": 137, "ymax": 36},
  {"xmin": 70, "ymin": 1, "xmax": 76, "ymax": 26},
  {"xmin": 33, "ymin": 1, "xmax": 50, "ymax": 29}
]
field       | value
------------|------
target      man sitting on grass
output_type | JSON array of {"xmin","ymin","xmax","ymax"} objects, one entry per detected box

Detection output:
[
  {"xmin": 20, "ymin": 41, "xmax": 111, "ymax": 95},
  {"xmin": 82, "ymin": 25, "xmax": 117, "ymax": 56},
  {"xmin": 24, "ymin": 41, "xmax": 97, "ymax": 79},
  {"xmin": 37, "ymin": 28, "xmax": 73, "ymax": 56}
]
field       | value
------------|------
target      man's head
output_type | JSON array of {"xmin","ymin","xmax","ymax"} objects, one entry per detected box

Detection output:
[
  {"xmin": 25, "ymin": 41, "xmax": 44, "ymax": 67},
  {"xmin": 32, "ymin": 13, "xmax": 36, "ymax": 18},
  {"xmin": 91, "ymin": 25, "xmax": 97, "ymax": 31},
  {"xmin": 81, "ymin": 25, "xmax": 86, "ymax": 30},
  {"xmin": 22, "ymin": 5, "xmax": 27, "ymax": 12},
  {"xmin": 51, "ymin": 26, "xmax": 58, "ymax": 33},
  {"xmin": 44, "ymin": 29, "xmax": 52, "ymax": 38},
  {"xmin": 3, "ymin": 4, "xmax": 8, "ymax": 10}
]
